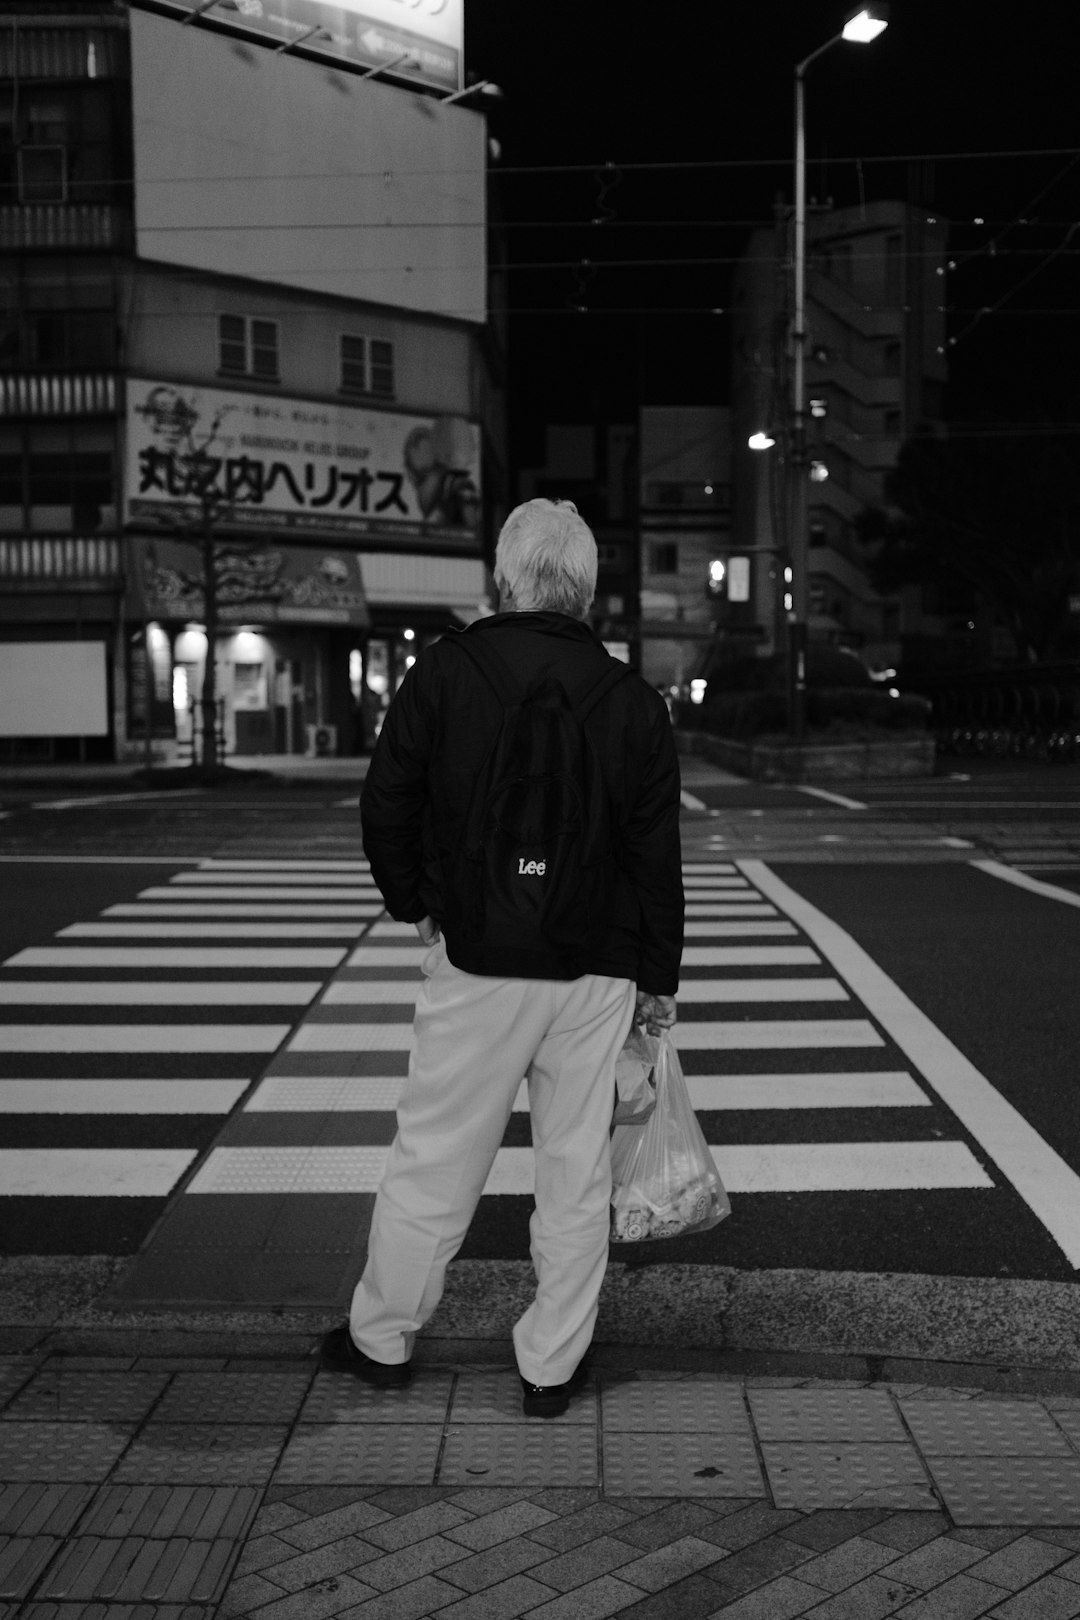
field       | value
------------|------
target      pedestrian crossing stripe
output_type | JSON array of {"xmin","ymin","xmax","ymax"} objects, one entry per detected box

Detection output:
[
  {"xmin": 0, "ymin": 1079, "xmax": 248, "ymax": 1113},
  {"xmin": 0, "ymin": 1148, "xmax": 198, "ymax": 1197},
  {"xmin": 102, "ymin": 904, "xmax": 382, "ymax": 918},
  {"xmin": 5, "ymin": 947, "xmax": 347, "ymax": 969},
  {"xmin": 320, "ymin": 975, "xmax": 844, "ymax": 1005},
  {"xmin": 0, "ymin": 1025, "xmax": 291, "ymax": 1053},
  {"xmin": 59, "ymin": 922, "xmax": 373, "ymax": 939},
  {"xmin": 285, "ymin": 1018, "xmax": 884, "ymax": 1054},
  {"xmin": 0, "ymin": 982, "xmax": 323, "ymax": 1005},
  {"xmin": 173, "ymin": 871, "xmax": 382, "ymax": 888},
  {"xmin": 135, "ymin": 886, "xmax": 379, "ymax": 902}
]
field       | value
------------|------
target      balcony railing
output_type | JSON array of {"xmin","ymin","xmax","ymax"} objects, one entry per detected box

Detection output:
[
  {"xmin": 0, "ymin": 373, "xmax": 117, "ymax": 417},
  {"xmin": 0, "ymin": 535, "xmax": 122, "ymax": 584},
  {"xmin": 0, "ymin": 203, "xmax": 128, "ymax": 251}
]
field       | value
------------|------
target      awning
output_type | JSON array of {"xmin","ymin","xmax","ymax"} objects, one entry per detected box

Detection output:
[{"xmin": 359, "ymin": 552, "xmax": 493, "ymax": 624}]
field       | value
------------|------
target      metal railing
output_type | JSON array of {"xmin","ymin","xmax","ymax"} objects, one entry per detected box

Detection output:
[
  {"xmin": 909, "ymin": 664, "xmax": 1080, "ymax": 763},
  {"xmin": 0, "ymin": 535, "xmax": 121, "ymax": 581}
]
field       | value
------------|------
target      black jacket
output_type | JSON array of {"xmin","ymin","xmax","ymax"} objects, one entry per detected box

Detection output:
[{"xmin": 360, "ymin": 611, "xmax": 684, "ymax": 994}]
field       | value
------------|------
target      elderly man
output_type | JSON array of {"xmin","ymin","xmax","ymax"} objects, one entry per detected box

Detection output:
[{"xmin": 321, "ymin": 498, "xmax": 684, "ymax": 1416}]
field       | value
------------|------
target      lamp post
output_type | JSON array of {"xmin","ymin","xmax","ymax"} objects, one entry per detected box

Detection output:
[{"xmin": 788, "ymin": 4, "xmax": 888, "ymax": 736}]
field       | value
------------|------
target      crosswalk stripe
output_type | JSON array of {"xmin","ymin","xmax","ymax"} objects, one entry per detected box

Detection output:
[
  {"xmin": 175, "ymin": 871, "xmax": 379, "ymax": 887},
  {"xmin": 676, "ymin": 877, "xmax": 749, "ymax": 888},
  {"xmin": 682, "ymin": 945, "xmax": 817, "ymax": 966},
  {"xmin": 136, "ymin": 886, "xmax": 378, "ymax": 902},
  {"xmin": 184, "ymin": 1139, "xmax": 991, "ymax": 1195},
  {"xmin": 684, "ymin": 922, "xmax": 797, "ymax": 937},
  {"xmin": 243, "ymin": 1069, "xmax": 929, "ymax": 1114},
  {"xmin": 198, "ymin": 860, "xmax": 371, "ymax": 872},
  {"xmin": 0, "ymin": 1025, "xmax": 290, "ymax": 1053},
  {"xmin": 103, "ymin": 904, "xmax": 381, "ymax": 919},
  {"xmin": 4, "ymin": 947, "xmax": 346, "ymax": 969},
  {"xmin": 285, "ymin": 1017, "xmax": 883, "ymax": 1053},
  {"xmin": 60, "ymin": 923, "xmax": 370, "ymax": 939},
  {"xmin": 346, "ymin": 946, "xmax": 429, "ymax": 967},
  {"xmin": 0, "ymin": 1148, "xmax": 199, "ymax": 1196},
  {"xmin": 319, "ymin": 976, "xmax": 846, "ymax": 1007},
  {"xmin": 0, "ymin": 982, "xmax": 322, "ymax": 1005},
  {"xmin": 0, "ymin": 1079, "xmax": 249, "ymax": 1113},
  {"xmin": 682, "ymin": 864, "xmax": 737, "ymax": 873},
  {"xmin": 685, "ymin": 904, "xmax": 778, "ymax": 917}
]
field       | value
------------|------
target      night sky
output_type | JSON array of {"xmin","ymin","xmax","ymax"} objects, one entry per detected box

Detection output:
[{"xmin": 465, "ymin": 0, "xmax": 1080, "ymax": 453}]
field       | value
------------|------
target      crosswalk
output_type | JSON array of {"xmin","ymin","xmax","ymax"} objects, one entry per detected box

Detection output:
[
  {"xmin": 6, "ymin": 856, "xmax": 1080, "ymax": 1276},
  {"xmin": 0, "ymin": 859, "xmax": 382, "ymax": 1245}
]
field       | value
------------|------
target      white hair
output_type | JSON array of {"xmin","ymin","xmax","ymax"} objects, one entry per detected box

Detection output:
[{"xmin": 494, "ymin": 498, "xmax": 598, "ymax": 619}]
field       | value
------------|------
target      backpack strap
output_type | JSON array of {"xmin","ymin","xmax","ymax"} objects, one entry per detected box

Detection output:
[{"xmin": 454, "ymin": 632, "xmax": 631, "ymax": 715}]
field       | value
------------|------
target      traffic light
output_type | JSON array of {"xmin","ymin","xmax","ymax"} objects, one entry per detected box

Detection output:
[
  {"xmin": 706, "ymin": 556, "xmax": 751, "ymax": 603},
  {"xmin": 706, "ymin": 558, "xmax": 727, "ymax": 598}
]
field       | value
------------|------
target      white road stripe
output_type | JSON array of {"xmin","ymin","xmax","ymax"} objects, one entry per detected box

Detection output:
[
  {"xmin": 245, "ymin": 1070, "xmax": 928, "ymax": 1115},
  {"xmin": 185, "ymin": 1139, "xmax": 990, "ymax": 1195},
  {"xmin": 682, "ymin": 945, "xmax": 801, "ymax": 965},
  {"xmin": 684, "ymin": 922, "xmax": 798, "ymax": 937},
  {"xmin": 683, "ymin": 863, "xmax": 737, "ymax": 873},
  {"xmin": 32, "ymin": 790, "xmax": 204, "ymax": 811},
  {"xmin": 364, "ymin": 922, "xmax": 426, "ymax": 940},
  {"xmin": 4, "ymin": 947, "xmax": 345, "ymax": 969},
  {"xmin": 136, "ymin": 887, "xmax": 378, "ymax": 902},
  {"xmin": 61, "ymin": 923, "xmax": 368, "ymax": 939},
  {"xmin": 0, "ymin": 1148, "xmax": 197, "ymax": 1196},
  {"xmin": 0, "ymin": 1025, "xmax": 290, "ymax": 1053},
  {"xmin": 973, "ymin": 858, "xmax": 1080, "ymax": 913},
  {"xmin": 796, "ymin": 785, "xmax": 867, "ymax": 810},
  {"xmin": 198, "ymin": 860, "xmax": 371, "ymax": 872},
  {"xmin": 346, "ymin": 946, "xmax": 429, "ymax": 967},
  {"xmin": 320, "ymin": 975, "xmax": 844, "ymax": 1006},
  {"xmin": 104, "ymin": 904, "xmax": 381, "ymax": 919},
  {"xmin": 172, "ymin": 872, "xmax": 380, "ymax": 888},
  {"xmin": 677, "ymin": 876, "xmax": 750, "ymax": 888},
  {"xmin": 680, "ymin": 789, "xmax": 706, "ymax": 810},
  {"xmin": 287, "ymin": 1017, "xmax": 883, "ymax": 1053},
  {"xmin": 0, "ymin": 981, "xmax": 321, "ymax": 1005},
  {"xmin": 685, "ymin": 904, "xmax": 778, "ymax": 917},
  {"xmin": 0, "ymin": 1079, "xmax": 248, "ymax": 1114},
  {"xmin": 745, "ymin": 858, "xmax": 1080, "ymax": 1266}
]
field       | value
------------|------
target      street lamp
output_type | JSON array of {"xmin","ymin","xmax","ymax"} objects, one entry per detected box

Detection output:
[{"xmin": 789, "ymin": 4, "xmax": 888, "ymax": 736}]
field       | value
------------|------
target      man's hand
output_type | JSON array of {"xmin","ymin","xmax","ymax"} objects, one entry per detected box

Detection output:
[
  {"xmin": 415, "ymin": 915, "xmax": 441, "ymax": 946},
  {"xmin": 636, "ymin": 991, "xmax": 676, "ymax": 1035}
]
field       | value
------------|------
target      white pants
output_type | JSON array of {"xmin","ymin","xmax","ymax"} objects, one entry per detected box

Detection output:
[{"xmin": 349, "ymin": 939, "xmax": 636, "ymax": 1386}]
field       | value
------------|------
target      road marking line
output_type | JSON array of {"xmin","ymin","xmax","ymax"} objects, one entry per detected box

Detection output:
[
  {"xmin": 683, "ymin": 863, "xmax": 737, "ymax": 873},
  {"xmin": 137, "ymin": 886, "xmax": 379, "ymax": 901},
  {"xmin": 346, "ymin": 945, "xmax": 429, "ymax": 967},
  {"xmin": 198, "ymin": 860, "xmax": 371, "ymax": 872},
  {"xmin": 60, "ymin": 922, "xmax": 369, "ymax": 939},
  {"xmin": 972, "ymin": 859, "xmax": 1080, "ymax": 913},
  {"xmin": 0, "ymin": 1079, "xmax": 248, "ymax": 1114},
  {"xmin": 31, "ymin": 789, "xmax": 204, "ymax": 811},
  {"xmin": 365, "ymin": 922, "xmax": 426, "ymax": 939},
  {"xmin": 0, "ymin": 1148, "xmax": 198, "ymax": 1196},
  {"xmin": 244, "ymin": 1069, "xmax": 929, "ymax": 1114},
  {"xmin": 286, "ymin": 1017, "xmax": 883, "ymax": 1053},
  {"xmin": 681, "ymin": 945, "xmax": 795, "ymax": 965},
  {"xmin": 684, "ymin": 922, "xmax": 798, "ymax": 937},
  {"xmin": 795, "ymin": 785, "xmax": 867, "ymax": 810},
  {"xmin": 172, "ymin": 871, "xmax": 380, "ymax": 888},
  {"xmin": 319, "ymin": 975, "xmax": 844, "ymax": 1006},
  {"xmin": 184, "ymin": 1139, "xmax": 989, "ymax": 1195},
  {"xmin": 744, "ymin": 857, "xmax": 1080, "ymax": 1266},
  {"xmin": 0, "ymin": 981, "xmax": 321, "ymax": 1005},
  {"xmin": 677, "ymin": 877, "xmax": 750, "ymax": 889},
  {"xmin": 0, "ymin": 1024, "xmax": 290, "ymax": 1053},
  {"xmin": 3, "ymin": 946, "xmax": 346, "ymax": 969},
  {"xmin": 103, "ymin": 904, "xmax": 381, "ymax": 919},
  {"xmin": 0, "ymin": 856, "xmax": 203, "ymax": 865},
  {"xmin": 685, "ymin": 904, "xmax": 778, "ymax": 917},
  {"xmin": 680, "ymin": 789, "xmax": 707, "ymax": 810}
]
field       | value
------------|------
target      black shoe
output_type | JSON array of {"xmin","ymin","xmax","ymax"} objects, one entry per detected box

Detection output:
[
  {"xmin": 520, "ymin": 1355, "xmax": 591, "ymax": 1419},
  {"xmin": 319, "ymin": 1323, "xmax": 411, "ymax": 1387}
]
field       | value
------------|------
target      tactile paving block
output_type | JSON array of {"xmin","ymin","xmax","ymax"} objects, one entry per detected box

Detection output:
[
  {"xmin": 749, "ymin": 1387, "xmax": 906, "ymax": 1442},
  {"xmin": 153, "ymin": 1371, "xmax": 310, "ymax": 1426},
  {"xmin": 0, "ymin": 1423, "xmax": 133, "ymax": 1482},
  {"xmin": 927, "ymin": 1454, "xmax": 1080, "ymax": 1525},
  {"xmin": 37, "ymin": 1535, "xmax": 237, "ymax": 1604},
  {"xmin": 0, "ymin": 1535, "xmax": 60, "ymax": 1600},
  {"xmin": 274, "ymin": 1422, "xmax": 442, "ymax": 1484},
  {"xmin": 762, "ymin": 1442, "xmax": 934, "ymax": 1510},
  {"xmin": 0, "ymin": 1360, "xmax": 35, "ymax": 1410},
  {"xmin": 8, "ymin": 1371, "xmax": 168, "ymax": 1426},
  {"xmin": 601, "ymin": 1380, "xmax": 749, "ymax": 1433},
  {"xmin": 900, "ymin": 1399, "xmax": 1073, "ymax": 1457},
  {"xmin": 302, "ymin": 1370, "xmax": 453, "ymax": 1424},
  {"xmin": 451, "ymin": 1369, "xmax": 596, "ymax": 1426},
  {"xmin": 600, "ymin": 1430, "xmax": 763, "ymax": 1498},
  {"xmin": 78, "ymin": 1485, "xmax": 260, "ymax": 1541},
  {"xmin": 0, "ymin": 1484, "xmax": 94, "ymax": 1537},
  {"xmin": 113, "ymin": 1424, "xmax": 288, "ymax": 1486},
  {"xmin": 439, "ymin": 1423, "xmax": 597, "ymax": 1487}
]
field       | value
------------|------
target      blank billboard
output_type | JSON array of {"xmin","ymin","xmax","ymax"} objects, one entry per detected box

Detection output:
[
  {"xmin": 0, "ymin": 643, "xmax": 109, "ymax": 737},
  {"xmin": 131, "ymin": 8, "xmax": 486, "ymax": 321}
]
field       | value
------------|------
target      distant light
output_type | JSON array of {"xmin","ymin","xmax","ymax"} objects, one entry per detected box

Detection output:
[
  {"xmin": 748, "ymin": 431, "xmax": 775, "ymax": 451},
  {"xmin": 974, "ymin": 216, "xmax": 985, "ymax": 225},
  {"xmin": 403, "ymin": 628, "xmax": 415, "ymax": 641},
  {"xmin": 689, "ymin": 679, "xmax": 707, "ymax": 706},
  {"xmin": 888, "ymin": 687, "xmax": 900, "ymax": 697},
  {"xmin": 709, "ymin": 559, "xmax": 727, "ymax": 584},
  {"xmin": 842, "ymin": 7, "xmax": 889, "ymax": 44},
  {"xmin": 809, "ymin": 397, "xmax": 827, "ymax": 418},
  {"xmin": 809, "ymin": 461, "xmax": 830, "ymax": 483},
  {"xmin": 783, "ymin": 592, "xmax": 794, "ymax": 612},
  {"xmin": 783, "ymin": 566, "xmax": 793, "ymax": 585},
  {"xmin": 704, "ymin": 483, "xmax": 714, "ymax": 495},
  {"xmin": 405, "ymin": 655, "xmax": 416, "ymax": 669}
]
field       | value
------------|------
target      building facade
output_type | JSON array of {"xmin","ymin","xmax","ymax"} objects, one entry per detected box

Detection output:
[
  {"xmin": 730, "ymin": 200, "xmax": 947, "ymax": 671},
  {"xmin": 0, "ymin": 2, "xmax": 504, "ymax": 763}
]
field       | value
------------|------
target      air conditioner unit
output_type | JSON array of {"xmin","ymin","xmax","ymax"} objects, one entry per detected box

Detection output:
[{"xmin": 305, "ymin": 722, "xmax": 338, "ymax": 758}]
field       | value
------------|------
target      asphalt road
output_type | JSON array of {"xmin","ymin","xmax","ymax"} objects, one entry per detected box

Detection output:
[{"xmin": 3, "ymin": 794, "xmax": 1080, "ymax": 1292}]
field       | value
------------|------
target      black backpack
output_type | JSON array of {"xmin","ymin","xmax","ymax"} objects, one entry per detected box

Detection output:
[{"xmin": 441, "ymin": 633, "xmax": 631, "ymax": 977}]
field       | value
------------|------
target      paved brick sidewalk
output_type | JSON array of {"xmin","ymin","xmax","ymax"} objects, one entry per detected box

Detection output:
[{"xmin": 5, "ymin": 1355, "xmax": 1080, "ymax": 1618}]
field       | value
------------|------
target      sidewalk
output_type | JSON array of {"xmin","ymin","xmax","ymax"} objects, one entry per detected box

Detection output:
[{"xmin": 5, "ymin": 1326, "xmax": 1080, "ymax": 1619}]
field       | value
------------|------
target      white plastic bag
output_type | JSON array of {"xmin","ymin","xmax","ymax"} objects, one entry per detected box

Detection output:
[
  {"xmin": 610, "ymin": 1029, "xmax": 730, "ymax": 1242},
  {"xmin": 612, "ymin": 1026, "xmax": 658, "ymax": 1126}
]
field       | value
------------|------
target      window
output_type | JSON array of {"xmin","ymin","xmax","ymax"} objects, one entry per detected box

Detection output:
[
  {"xmin": 18, "ymin": 146, "xmax": 66, "ymax": 203},
  {"xmin": 218, "ymin": 314, "xmax": 279, "ymax": 380},
  {"xmin": 649, "ymin": 541, "xmax": 678, "ymax": 575},
  {"xmin": 340, "ymin": 334, "xmax": 395, "ymax": 398},
  {"xmin": 1, "ymin": 426, "xmax": 114, "ymax": 535}
]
